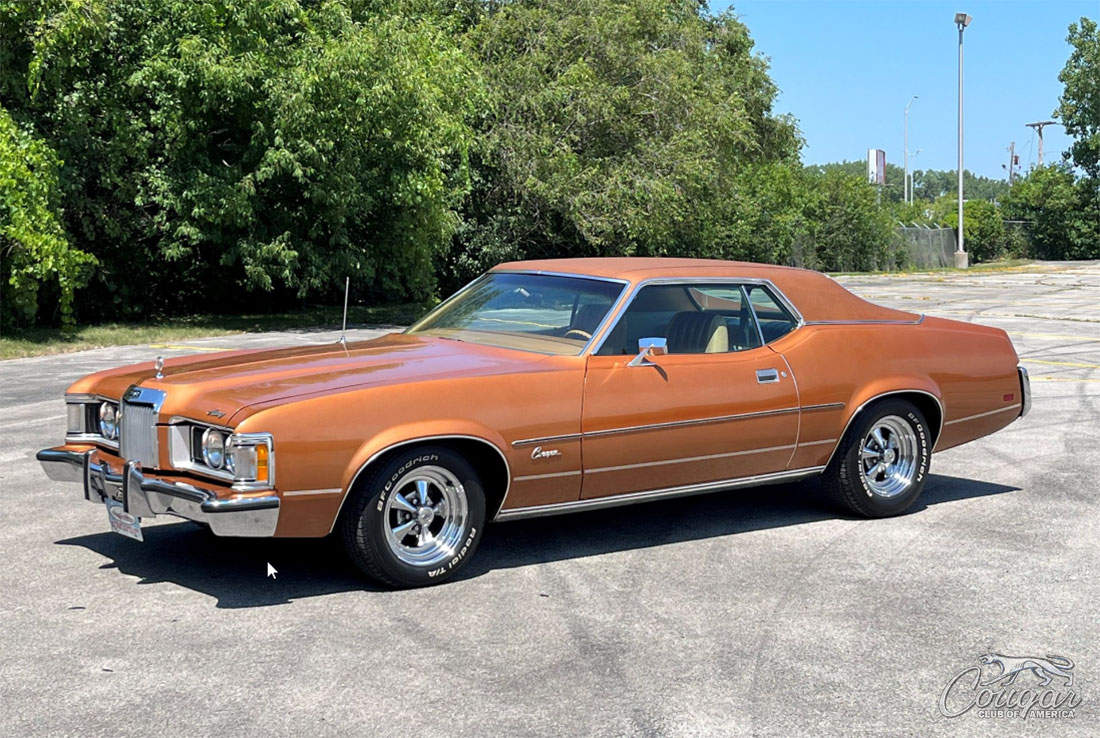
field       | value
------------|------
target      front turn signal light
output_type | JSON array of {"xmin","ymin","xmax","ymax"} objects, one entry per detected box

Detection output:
[{"xmin": 225, "ymin": 433, "xmax": 275, "ymax": 489}]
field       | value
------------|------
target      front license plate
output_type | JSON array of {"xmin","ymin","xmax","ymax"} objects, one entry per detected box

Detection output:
[{"xmin": 105, "ymin": 499, "xmax": 144, "ymax": 542}]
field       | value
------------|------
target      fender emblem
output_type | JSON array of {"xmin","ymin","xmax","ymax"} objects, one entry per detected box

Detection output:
[
  {"xmin": 207, "ymin": 409, "xmax": 226, "ymax": 419},
  {"xmin": 531, "ymin": 446, "xmax": 561, "ymax": 460}
]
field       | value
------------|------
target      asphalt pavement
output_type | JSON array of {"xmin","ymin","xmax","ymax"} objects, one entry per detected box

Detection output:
[{"xmin": 1, "ymin": 262, "xmax": 1097, "ymax": 737}]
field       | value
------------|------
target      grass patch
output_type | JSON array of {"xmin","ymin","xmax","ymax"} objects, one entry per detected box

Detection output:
[{"xmin": 0, "ymin": 303, "xmax": 431, "ymax": 360}]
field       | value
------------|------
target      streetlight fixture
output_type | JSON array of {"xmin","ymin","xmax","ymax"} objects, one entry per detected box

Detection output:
[
  {"xmin": 955, "ymin": 12, "xmax": 972, "ymax": 268},
  {"xmin": 904, "ymin": 95, "xmax": 918, "ymax": 204}
]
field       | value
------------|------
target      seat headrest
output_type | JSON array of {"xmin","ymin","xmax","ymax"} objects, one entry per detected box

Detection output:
[
  {"xmin": 572, "ymin": 303, "xmax": 609, "ymax": 334},
  {"xmin": 666, "ymin": 311, "xmax": 728, "ymax": 354}
]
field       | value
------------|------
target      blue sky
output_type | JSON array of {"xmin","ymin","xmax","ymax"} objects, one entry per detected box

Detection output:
[{"xmin": 713, "ymin": 0, "xmax": 1098, "ymax": 179}]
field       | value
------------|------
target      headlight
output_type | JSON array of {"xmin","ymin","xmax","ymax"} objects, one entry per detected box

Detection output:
[
  {"xmin": 201, "ymin": 428, "xmax": 227, "ymax": 469},
  {"xmin": 98, "ymin": 402, "xmax": 119, "ymax": 440},
  {"xmin": 173, "ymin": 424, "xmax": 274, "ymax": 489}
]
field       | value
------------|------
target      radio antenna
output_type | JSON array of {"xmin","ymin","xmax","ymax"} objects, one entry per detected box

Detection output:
[{"xmin": 338, "ymin": 276, "xmax": 350, "ymax": 347}]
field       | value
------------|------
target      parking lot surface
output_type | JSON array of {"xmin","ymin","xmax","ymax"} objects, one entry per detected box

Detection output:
[{"xmin": 1, "ymin": 262, "xmax": 1097, "ymax": 737}]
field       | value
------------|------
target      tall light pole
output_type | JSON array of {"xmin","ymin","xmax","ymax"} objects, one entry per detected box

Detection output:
[
  {"xmin": 904, "ymin": 96, "xmax": 918, "ymax": 204},
  {"xmin": 955, "ymin": 12, "xmax": 972, "ymax": 268},
  {"xmin": 910, "ymin": 149, "xmax": 922, "ymax": 203}
]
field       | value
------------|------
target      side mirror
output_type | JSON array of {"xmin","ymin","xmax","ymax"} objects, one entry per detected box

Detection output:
[{"xmin": 628, "ymin": 337, "xmax": 668, "ymax": 367}]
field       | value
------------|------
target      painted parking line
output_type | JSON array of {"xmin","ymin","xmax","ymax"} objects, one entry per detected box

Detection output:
[
  {"xmin": 1009, "ymin": 332, "xmax": 1100, "ymax": 343},
  {"xmin": 1030, "ymin": 376, "xmax": 1100, "ymax": 382},
  {"xmin": 0, "ymin": 413, "xmax": 66, "ymax": 430},
  {"xmin": 931, "ymin": 309, "xmax": 1100, "ymax": 323},
  {"xmin": 148, "ymin": 344, "xmax": 235, "ymax": 352},
  {"xmin": 1021, "ymin": 358, "xmax": 1100, "ymax": 369}
]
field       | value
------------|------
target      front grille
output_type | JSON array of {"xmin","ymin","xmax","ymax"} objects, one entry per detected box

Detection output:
[{"xmin": 120, "ymin": 401, "xmax": 159, "ymax": 467}]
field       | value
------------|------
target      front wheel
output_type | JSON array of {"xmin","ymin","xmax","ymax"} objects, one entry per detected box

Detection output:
[
  {"xmin": 824, "ymin": 399, "xmax": 931, "ymax": 517},
  {"xmin": 339, "ymin": 446, "xmax": 486, "ymax": 588}
]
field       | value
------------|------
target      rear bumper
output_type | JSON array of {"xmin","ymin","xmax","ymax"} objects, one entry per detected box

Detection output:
[
  {"xmin": 1018, "ymin": 365, "xmax": 1031, "ymax": 418},
  {"xmin": 37, "ymin": 447, "xmax": 279, "ymax": 537}
]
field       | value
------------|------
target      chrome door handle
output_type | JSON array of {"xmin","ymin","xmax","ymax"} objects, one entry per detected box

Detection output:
[{"xmin": 756, "ymin": 368, "xmax": 780, "ymax": 384}]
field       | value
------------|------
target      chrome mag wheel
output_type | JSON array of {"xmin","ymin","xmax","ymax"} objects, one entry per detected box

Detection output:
[
  {"xmin": 859, "ymin": 415, "xmax": 919, "ymax": 498},
  {"xmin": 383, "ymin": 466, "xmax": 469, "ymax": 567}
]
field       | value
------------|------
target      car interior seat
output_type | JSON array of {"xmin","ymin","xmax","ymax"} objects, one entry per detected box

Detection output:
[{"xmin": 666, "ymin": 311, "xmax": 728, "ymax": 354}]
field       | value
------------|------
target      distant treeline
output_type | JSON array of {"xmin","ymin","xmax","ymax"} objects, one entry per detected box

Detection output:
[{"xmin": 2, "ymin": 2, "xmax": 1097, "ymax": 331}]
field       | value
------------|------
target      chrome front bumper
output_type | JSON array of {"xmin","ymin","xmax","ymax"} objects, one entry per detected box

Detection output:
[
  {"xmin": 1018, "ymin": 365, "xmax": 1031, "ymax": 418},
  {"xmin": 37, "ymin": 448, "xmax": 279, "ymax": 537}
]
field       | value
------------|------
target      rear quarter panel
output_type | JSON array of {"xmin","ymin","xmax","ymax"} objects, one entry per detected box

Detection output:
[{"xmin": 777, "ymin": 316, "xmax": 1021, "ymax": 471}]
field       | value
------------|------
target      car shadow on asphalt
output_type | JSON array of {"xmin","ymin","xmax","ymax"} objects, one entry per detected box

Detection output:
[{"xmin": 55, "ymin": 473, "xmax": 1017, "ymax": 608}]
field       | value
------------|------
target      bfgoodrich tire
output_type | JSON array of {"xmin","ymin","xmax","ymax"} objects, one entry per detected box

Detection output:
[
  {"xmin": 339, "ymin": 446, "xmax": 486, "ymax": 588},
  {"xmin": 824, "ymin": 399, "xmax": 931, "ymax": 518}
]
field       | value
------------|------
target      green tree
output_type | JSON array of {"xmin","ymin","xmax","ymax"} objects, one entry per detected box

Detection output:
[
  {"xmin": 910, "ymin": 168, "xmax": 1009, "ymax": 202},
  {"xmin": 942, "ymin": 199, "xmax": 1006, "ymax": 263},
  {"xmin": 1058, "ymin": 17, "xmax": 1100, "ymax": 178},
  {"xmin": 801, "ymin": 168, "xmax": 901, "ymax": 271},
  {"xmin": 446, "ymin": 0, "xmax": 801, "ymax": 288},
  {"xmin": 1003, "ymin": 165, "xmax": 1093, "ymax": 260},
  {"xmin": 805, "ymin": 160, "xmax": 907, "ymax": 203},
  {"xmin": 0, "ymin": 105, "xmax": 95, "ymax": 331},
  {"xmin": 11, "ymin": 0, "xmax": 479, "ymax": 322},
  {"xmin": 1055, "ymin": 17, "xmax": 1100, "ymax": 252}
]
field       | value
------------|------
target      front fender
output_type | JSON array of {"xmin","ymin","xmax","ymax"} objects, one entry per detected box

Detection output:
[{"xmin": 338, "ymin": 420, "xmax": 510, "ymax": 495}]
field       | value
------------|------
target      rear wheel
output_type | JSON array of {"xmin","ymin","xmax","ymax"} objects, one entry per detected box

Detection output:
[
  {"xmin": 825, "ymin": 399, "xmax": 931, "ymax": 517},
  {"xmin": 340, "ymin": 446, "xmax": 486, "ymax": 588}
]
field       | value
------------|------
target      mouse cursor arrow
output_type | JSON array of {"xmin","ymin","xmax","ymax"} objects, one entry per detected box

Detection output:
[{"xmin": 266, "ymin": 563, "xmax": 277, "ymax": 579}]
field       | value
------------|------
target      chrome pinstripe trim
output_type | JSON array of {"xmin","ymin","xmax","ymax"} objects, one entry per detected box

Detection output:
[
  {"xmin": 589, "ymin": 276, "xmax": 805, "ymax": 356},
  {"xmin": 513, "ymin": 470, "xmax": 583, "ymax": 482},
  {"xmin": 943, "ymin": 404, "xmax": 1022, "ymax": 426},
  {"xmin": 803, "ymin": 315, "xmax": 925, "ymax": 326},
  {"xmin": 495, "ymin": 466, "xmax": 826, "ymax": 521},
  {"xmin": 800, "ymin": 402, "xmax": 846, "ymax": 413},
  {"xmin": 584, "ymin": 443, "xmax": 796, "ymax": 474},
  {"xmin": 584, "ymin": 407, "xmax": 799, "ymax": 439},
  {"xmin": 328, "ymin": 434, "xmax": 513, "ymax": 532},
  {"xmin": 511, "ymin": 402, "xmax": 845, "ymax": 448},
  {"xmin": 511, "ymin": 432, "xmax": 583, "ymax": 448},
  {"xmin": 822, "ymin": 389, "xmax": 946, "ymax": 469},
  {"xmin": 796, "ymin": 438, "xmax": 838, "ymax": 447},
  {"xmin": 283, "ymin": 487, "xmax": 342, "ymax": 497}
]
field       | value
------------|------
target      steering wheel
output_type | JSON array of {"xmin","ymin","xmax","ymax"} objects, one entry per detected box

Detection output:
[{"xmin": 564, "ymin": 328, "xmax": 592, "ymax": 341}]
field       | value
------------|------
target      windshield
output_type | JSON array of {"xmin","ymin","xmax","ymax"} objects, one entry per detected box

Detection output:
[{"xmin": 407, "ymin": 272, "xmax": 625, "ymax": 355}]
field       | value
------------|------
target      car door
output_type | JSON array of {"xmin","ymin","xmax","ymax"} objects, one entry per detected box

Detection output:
[{"xmin": 580, "ymin": 281, "xmax": 800, "ymax": 500}]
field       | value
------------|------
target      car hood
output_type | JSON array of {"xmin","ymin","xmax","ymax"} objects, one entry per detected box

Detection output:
[{"xmin": 72, "ymin": 334, "xmax": 552, "ymax": 425}]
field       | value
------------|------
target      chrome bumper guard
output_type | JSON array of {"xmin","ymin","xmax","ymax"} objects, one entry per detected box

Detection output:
[
  {"xmin": 37, "ymin": 448, "xmax": 279, "ymax": 537},
  {"xmin": 1018, "ymin": 365, "xmax": 1031, "ymax": 418}
]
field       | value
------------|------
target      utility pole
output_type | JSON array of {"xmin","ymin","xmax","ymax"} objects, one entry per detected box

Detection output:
[
  {"xmin": 1007, "ymin": 141, "xmax": 1016, "ymax": 183},
  {"xmin": 955, "ymin": 12, "xmax": 972, "ymax": 268},
  {"xmin": 1025, "ymin": 120, "xmax": 1057, "ymax": 167}
]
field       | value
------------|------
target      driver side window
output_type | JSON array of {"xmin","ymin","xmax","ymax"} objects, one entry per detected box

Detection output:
[{"xmin": 596, "ymin": 283, "xmax": 765, "ymax": 356}]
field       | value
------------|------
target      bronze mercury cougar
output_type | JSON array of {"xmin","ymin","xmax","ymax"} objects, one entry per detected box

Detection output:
[{"xmin": 38, "ymin": 258, "xmax": 1030, "ymax": 587}]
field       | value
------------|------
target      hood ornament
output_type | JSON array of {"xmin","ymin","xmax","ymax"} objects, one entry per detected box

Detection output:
[{"xmin": 154, "ymin": 355, "xmax": 164, "ymax": 379}]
